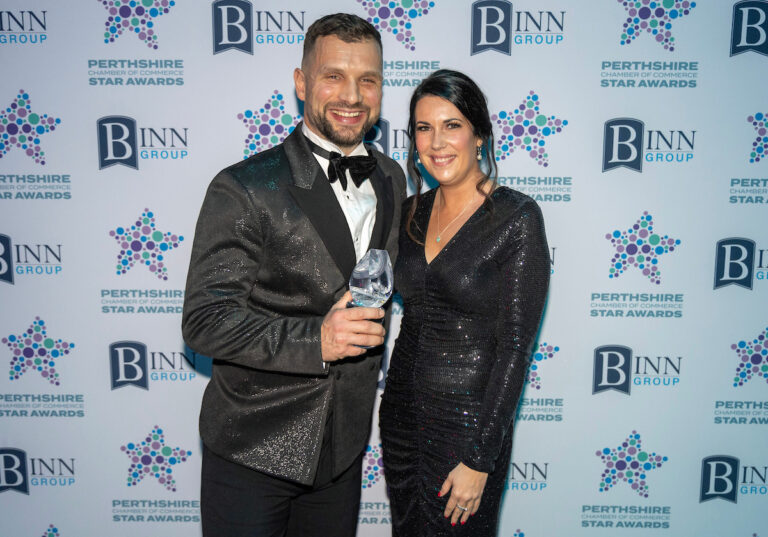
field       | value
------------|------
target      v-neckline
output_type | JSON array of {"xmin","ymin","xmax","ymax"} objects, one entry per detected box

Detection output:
[{"xmin": 423, "ymin": 189, "xmax": 490, "ymax": 266}]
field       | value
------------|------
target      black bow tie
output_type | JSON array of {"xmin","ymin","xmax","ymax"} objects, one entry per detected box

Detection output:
[{"xmin": 305, "ymin": 138, "xmax": 377, "ymax": 191}]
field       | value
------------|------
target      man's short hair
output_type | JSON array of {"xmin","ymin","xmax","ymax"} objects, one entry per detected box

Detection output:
[{"xmin": 302, "ymin": 13, "xmax": 382, "ymax": 67}]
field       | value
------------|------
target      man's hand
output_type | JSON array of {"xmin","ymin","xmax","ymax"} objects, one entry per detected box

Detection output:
[{"xmin": 321, "ymin": 291, "xmax": 386, "ymax": 362}]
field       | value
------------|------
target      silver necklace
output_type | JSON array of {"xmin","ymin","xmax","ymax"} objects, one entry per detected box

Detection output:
[{"xmin": 435, "ymin": 189, "xmax": 477, "ymax": 243}]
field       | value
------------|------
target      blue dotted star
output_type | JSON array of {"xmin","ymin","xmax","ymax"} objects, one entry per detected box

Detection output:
[
  {"xmin": 605, "ymin": 211, "xmax": 680, "ymax": 285},
  {"xmin": 596, "ymin": 431, "xmax": 667, "ymax": 498},
  {"xmin": 2, "ymin": 317, "xmax": 74, "ymax": 386},
  {"xmin": 493, "ymin": 91, "xmax": 567, "ymax": 167},
  {"xmin": 732, "ymin": 327, "xmax": 768, "ymax": 387},
  {"xmin": 109, "ymin": 209, "xmax": 184, "ymax": 281},
  {"xmin": 121, "ymin": 426, "xmax": 191, "ymax": 492},
  {"xmin": 98, "ymin": 0, "xmax": 176, "ymax": 49},
  {"xmin": 617, "ymin": 0, "xmax": 697, "ymax": 52},
  {"xmin": 0, "ymin": 90, "xmax": 61, "ymax": 165},
  {"xmin": 356, "ymin": 0, "xmax": 435, "ymax": 51}
]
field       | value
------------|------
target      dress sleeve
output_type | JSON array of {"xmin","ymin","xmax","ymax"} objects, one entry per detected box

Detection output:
[
  {"xmin": 181, "ymin": 170, "xmax": 327, "ymax": 377},
  {"xmin": 462, "ymin": 198, "xmax": 550, "ymax": 472}
]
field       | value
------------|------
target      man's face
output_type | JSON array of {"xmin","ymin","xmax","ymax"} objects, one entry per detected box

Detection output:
[{"xmin": 295, "ymin": 35, "xmax": 383, "ymax": 154}]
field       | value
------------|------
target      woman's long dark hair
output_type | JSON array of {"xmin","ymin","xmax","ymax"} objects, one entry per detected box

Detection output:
[{"xmin": 405, "ymin": 69, "xmax": 498, "ymax": 244}]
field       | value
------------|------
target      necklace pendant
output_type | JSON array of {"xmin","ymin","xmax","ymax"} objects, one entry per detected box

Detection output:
[{"xmin": 436, "ymin": 236, "xmax": 441, "ymax": 243}]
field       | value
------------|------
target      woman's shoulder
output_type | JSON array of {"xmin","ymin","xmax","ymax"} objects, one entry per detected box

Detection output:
[{"xmin": 490, "ymin": 186, "xmax": 543, "ymax": 217}]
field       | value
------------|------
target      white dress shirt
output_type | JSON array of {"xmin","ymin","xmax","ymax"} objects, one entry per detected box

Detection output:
[{"xmin": 302, "ymin": 124, "xmax": 377, "ymax": 262}]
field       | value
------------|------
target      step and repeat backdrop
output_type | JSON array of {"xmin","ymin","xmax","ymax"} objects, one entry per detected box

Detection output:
[{"xmin": 1, "ymin": 1, "xmax": 766, "ymax": 536}]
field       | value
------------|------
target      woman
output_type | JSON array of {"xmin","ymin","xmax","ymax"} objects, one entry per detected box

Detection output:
[{"xmin": 379, "ymin": 70, "xmax": 550, "ymax": 536}]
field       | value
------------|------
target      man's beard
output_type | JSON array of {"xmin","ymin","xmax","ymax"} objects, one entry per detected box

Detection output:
[{"xmin": 309, "ymin": 104, "xmax": 378, "ymax": 149}]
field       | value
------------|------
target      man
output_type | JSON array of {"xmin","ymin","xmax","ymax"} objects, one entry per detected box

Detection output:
[{"xmin": 182, "ymin": 12, "xmax": 406, "ymax": 537}]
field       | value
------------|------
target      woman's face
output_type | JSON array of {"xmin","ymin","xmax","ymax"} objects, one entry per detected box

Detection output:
[{"xmin": 413, "ymin": 95, "xmax": 483, "ymax": 187}]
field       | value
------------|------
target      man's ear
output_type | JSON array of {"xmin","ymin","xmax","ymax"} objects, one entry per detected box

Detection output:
[{"xmin": 294, "ymin": 68, "xmax": 306, "ymax": 101}]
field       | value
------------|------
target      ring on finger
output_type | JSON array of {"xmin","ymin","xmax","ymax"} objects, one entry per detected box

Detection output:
[{"xmin": 456, "ymin": 505, "xmax": 468, "ymax": 512}]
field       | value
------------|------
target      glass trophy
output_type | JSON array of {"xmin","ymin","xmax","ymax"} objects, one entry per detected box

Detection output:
[{"xmin": 349, "ymin": 249, "xmax": 393, "ymax": 308}]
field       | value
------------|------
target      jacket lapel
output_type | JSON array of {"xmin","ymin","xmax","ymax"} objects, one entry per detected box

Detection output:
[{"xmin": 284, "ymin": 125, "xmax": 357, "ymax": 279}]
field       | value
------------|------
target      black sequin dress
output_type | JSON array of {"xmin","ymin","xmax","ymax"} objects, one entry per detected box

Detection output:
[{"xmin": 379, "ymin": 187, "xmax": 550, "ymax": 537}]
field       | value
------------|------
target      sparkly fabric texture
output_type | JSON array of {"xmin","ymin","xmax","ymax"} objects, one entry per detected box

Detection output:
[
  {"xmin": 380, "ymin": 187, "xmax": 549, "ymax": 536},
  {"xmin": 182, "ymin": 126, "xmax": 406, "ymax": 485}
]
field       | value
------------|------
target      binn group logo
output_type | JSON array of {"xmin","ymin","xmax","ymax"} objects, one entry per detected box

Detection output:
[
  {"xmin": 470, "ymin": 1, "xmax": 566, "ymax": 56},
  {"xmin": 606, "ymin": 212, "xmax": 681, "ymax": 285},
  {"xmin": 108, "ymin": 209, "xmax": 184, "ymax": 281},
  {"xmin": 239, "ymin": 91, "xmax": 300, "ymax": 159},
  {"xmin": 98, "ymin": 0, "xmax": 176, "ymax": 49},
  {"xmin": 493, "ymin": 91, "xmax": 567, "ymax": 168},
  {"xmin": 212, "ymin": 2, "xmax": 305, "ymax": 54},
  {"xmin": 120, "ymin": 426, "xmax": 191, "ymax": 492},
  {"xmin": 0, "ymin": 10, "xmax": 48, "ymax": 45},
  {"xmin": 603, "ymin": 118, "xmax": 696, "ymax": 172},
  {"xmin": 596, "ymin": 431, "xmax": 668, "ymax": 498},
  {"xmin": 731, "ymin": 1, "xmax": 768, "ymax": 57},
  {"xmin": 731, "ymin": 327, "xmax": 768, "ymax": 387},
  {"xmin": 109, "ymin": 341, "xmax": 200, "ymax": 389},
  {"xmin": 361, "ymin": 443, "xmax": 384, "ymax": 489},
  {"xmin": 0, "ymin": 234, "xmax": 63, "ymax": 285},
  {"xmin": 593, "ymin": 345, "xmax": 681, "ymax": 395},
  {"xmin": 700, "ymin": 455, "xmax": 768, "ymax": 503},
  {"xmin": 0, "ymin": 448, "xmax": 77, "ymax": 495},
  {"xmin": 3, "ymin": 317, "xmax": 74, "ymax": 386},
  {"xmin": 97, "ymin": 116, "xmax": 189, "ymax": 169},
  {"xmin": 1, "ymin": 90, "xmax": 60, "ymax": 165},
  {"xmin": 714, "ymin": 237, "xmax": 766, "ymax": 290},
  {"xmin": 615, "ymin": 0, "xmax": 696, "ymax": 52}
]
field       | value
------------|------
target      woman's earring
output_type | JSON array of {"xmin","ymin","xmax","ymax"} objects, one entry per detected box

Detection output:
[
  {"xmin": 415, "ymin": 152, "xmax": 421, "ymax": 164},
  {"xmin": 476, "ymin": 145, "xmax": 482, "ymax": 161}
]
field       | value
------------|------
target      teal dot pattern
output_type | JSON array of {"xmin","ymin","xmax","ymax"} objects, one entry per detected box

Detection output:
[
  {"xmin": 239, "ymin": 90, "xmax": 301, "ymax": 159},
  {"xmin": 120, "ymin": 426, "xmax": 191, "ymax": 492},
  {"xmin": 0, "ymin": 89, "xmax": 61, "ymax": 165},
  {"xmin": 596, "ymin": 431, "xmax": 668, "ymax": 498},
  {"xmin": 732, "ymin": 327, "xmax": 768, "ymax": 387},
  {"xmin": 3, "ymin": 317, "xmax": 74, "ymax": 386},
  {"xmin": 526, "ymin": 342, "xmax": 559, "ymax": 390},
  {"xmin": 605, "ymin": 211, "xmax": 680, "ymax": 285}
]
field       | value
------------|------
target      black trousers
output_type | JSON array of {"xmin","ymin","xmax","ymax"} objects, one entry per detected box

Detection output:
[{"xmin": 201, "ymin": 444, "xmax": 363, "ymax": 537}]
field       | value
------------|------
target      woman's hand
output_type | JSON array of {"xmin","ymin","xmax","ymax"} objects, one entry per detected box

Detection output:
[{"xmin": 439, "ymin": 462, "xmax": 488, "ymax": 526}]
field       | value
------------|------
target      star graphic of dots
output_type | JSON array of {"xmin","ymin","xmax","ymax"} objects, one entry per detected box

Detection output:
[
  {"xmin": 617, "ymin": 0, "xmax": 697, "ymax": 52},
  {"xmin": 596, "ymin": 431, "xmax": 667, "ymax": 498},
  {"xmin": 239, "ymin": 90, "xmax": 301, "ymax": 159},
  {"xmin": 362, "ymin": 443, "xmax": 384, "ymax": 489},
  {"xmin": 0, "ymin": 90, "xmax": 61, "ymax": 165},
  {"xmin": 99, "ymin": 0, "xmax": 176, "ymax": 49},
  {"xmin": 357, "ymin": 0, "xmax": 435, "ymax": 51},
  {"xmin": 121, "ymin": 426, "xmax": 191, "ymax": 492},
  {"xmin": 731, "ymin": 327, "xmax": 768, "ymax": 387},
  {"xmin": 3, "ymin": 317, "xmax": 74, "ymax": 386},
  {"xmin": 109, "ymin": 209, "xmax": 184, "ymax": 281},
  {"xmin": 605, "ymin": 211, "xmax": 680, "ymax": 285},
  {"xmin": 41, "ymin": 524, "xmax": 60, "ymax": 537},
  {"xmin": 493, "ymin": 91, "xmax": 567, "ymax": 167},
  {"xmin": 747, "ymin": 113, "xmax": 768, "ymax": 163},
  {"xmin": 526, "ymin": 342, "xmax": 559, "ymax": 390}
]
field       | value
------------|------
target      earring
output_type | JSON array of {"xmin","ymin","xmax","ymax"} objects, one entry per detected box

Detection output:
[
  {"xmin": 476, "ymin": 145, "xmax": 482, "ymax": 161},
  {"xmin": 415, "ymin": 152, "xmax": 421, "ymax": 164}
]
